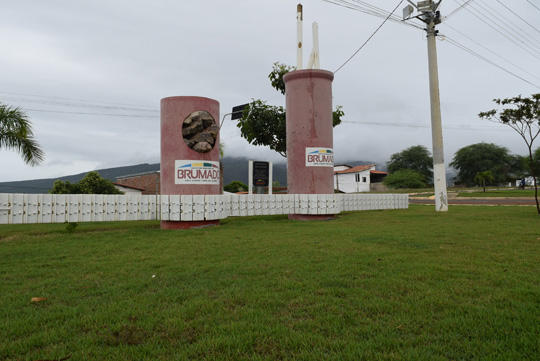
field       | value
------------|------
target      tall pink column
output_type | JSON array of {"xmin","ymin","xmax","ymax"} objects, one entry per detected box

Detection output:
[
  {"xmin": 160, "ymin": 96, "xmax": 220, "ymax": 229},
  {"xmin": 284, "ymin": 69, "xmax": 335, "ymax": 221}
]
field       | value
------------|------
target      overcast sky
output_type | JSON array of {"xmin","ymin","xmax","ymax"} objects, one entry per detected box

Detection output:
[{"xmin": 1, "ymin": 0, "xmax": 539, "ymax": 182}]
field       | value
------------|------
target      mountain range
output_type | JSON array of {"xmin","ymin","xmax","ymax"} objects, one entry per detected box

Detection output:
[{"xmin": 0, "ymin": 157, "xmax": 380, "ymax": 194}]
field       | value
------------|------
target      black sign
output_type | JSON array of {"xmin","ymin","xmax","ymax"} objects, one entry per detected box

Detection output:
[
  {"xmin": 231, "ymin": 103, "xmax": 249, "ymax": 120},
  {"xmin": 252, "ymin": 161, "xmax": 269, "ymax": 187}
]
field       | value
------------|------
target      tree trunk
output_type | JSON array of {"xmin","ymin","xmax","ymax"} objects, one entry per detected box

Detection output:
[{"xmin": 527, "ymin": 149, "xmax": 540, "ymax": 214}]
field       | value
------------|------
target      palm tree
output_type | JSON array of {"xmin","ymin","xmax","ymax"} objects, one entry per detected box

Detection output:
[
  {"xmin": 474, "ymin": 171, "xmax": 494, "ymax": 192},
  {"xmin": 0, "ymin": 104, "xmax": 44, "ymax": 166}
]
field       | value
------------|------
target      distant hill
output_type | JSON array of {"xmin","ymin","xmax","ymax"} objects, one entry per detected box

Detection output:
[{"xmin": 0, "ymin": 157, "xmax": 380, "ymax": 194}]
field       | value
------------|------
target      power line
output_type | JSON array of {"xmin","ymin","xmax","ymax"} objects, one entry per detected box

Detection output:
[
  {"xmin": 526, "ymin": 0, "xmax": 540, "ymax": 13},
  {"xmin": 442, "ymin": 22, "xmax": 540, "ymax": 83},
  {"xmin": 444, "ymin": 0, "xmax": 476, "ymax": 20},
  {"xmin": 441, "ymin": 34, "xmax": 540, "ymax": 90},
  {"xmin": 342, "ymin": 120, "xmax": 506, "ymax": 131},
  {"xmin": 333, "ymin": 0, "xmax": 405, "ymax": 73},
  {"xmin": 453, "ymin": 0, "xmax": 540, "ymax": 61},
  {"xmin": 0, "ymin": 91, "xmax": 156, "ymax": 110},
  {"xmin": 323, "ymin": 0, "xmax": 423, "ymax": 29},
  {"xmin": 472, "ymin": 0, "xmax": 540, "ymax": 53},
  {"xmin": 497, "ymin": 0, "xmax": 540, "ymax": 36},
  {"xmin": 24, "ymin": 108, "xmax": 159, "ymax": 118}
]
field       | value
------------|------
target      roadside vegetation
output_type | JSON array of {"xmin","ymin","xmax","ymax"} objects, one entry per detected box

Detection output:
[{"xmin": 1, "ymin": 206, "xmax": 539, "ymax": 360}]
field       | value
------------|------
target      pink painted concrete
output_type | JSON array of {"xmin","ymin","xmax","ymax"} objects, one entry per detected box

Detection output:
[
  {"xmin": 284, "ymin": 70, "xmax": 335, "ymax": 220},
  {"xmin": 160, "ymin": 96, "xmax": 220, "ymax": 229}
]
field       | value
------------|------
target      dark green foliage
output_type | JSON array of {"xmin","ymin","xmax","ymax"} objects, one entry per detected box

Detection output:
[
  {"xmin": 450, "ymin": 143, "xmax": 512, "ymax": 186},
  {"xmin": 0, "ymin": 103, "xmax": 44, "ymax": 166},
  {"xmin": 64, "ymin": 222, "xmax": 78, "ymax": 233},
  {"xmin": 474, "ymin": 170, "xmax": 494, "ymax": 192},
  {"xmin": 224, "ymin": 181, "xmax": 248, "ymax": 193},
  {"xmin": 479, "ymin": 93, "xmax": 540, "ymax": 214},
  {"xmin": 268, "ymin": 62, "xmax": 295, "ymax": 94},
  {"xmin": 50, "ymin": 171, "xmax": 123, "ymax": 194},
  {"xmin": 236, "ymin": 63, "xmax": 344, "ymax": 157},
  {"xmin": 386, "ymin": 145, "xmax": 433, "ymax": 181},
  {"xmin": 383, "ymin": 169, "xmax": 427, "ymax": 189}
]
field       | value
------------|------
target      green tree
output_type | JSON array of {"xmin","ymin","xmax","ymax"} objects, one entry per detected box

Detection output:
[
  {"xmin": 50, "ymin": 171, "xmax": 122, "ymax": 194},
  {"xmin": 479, "ymin": 94, "xmax": 540, "ymax": 214},
  {"xmin": 474, "ymin": 171, "xmax": 494, "ymax": 192},
  {"xmin": 383, "ymin": 169, "xmax": 428, "ymax": 189},
  {"xmin": 224, "ymin": 181, "xmax": 248, "ymax": 193},
  {"xmin": 450, "ymin": 143, "xmax": 511, "ymax": 187},
  {"xmin": 0, "ymin": 103, "xmax": 44, "ymax": 166},
  {"xmin": 236, "ymin": 62, "xmax": 344, "ymax": 157},
  {"xmin": 386, "ymin": 145, "xmax": 433, "ymax": 182}
]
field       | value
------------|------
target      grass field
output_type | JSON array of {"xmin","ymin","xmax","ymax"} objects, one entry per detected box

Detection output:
[
  {"xmin": 1, "ymin": 206, "xmax": 540, "ymax": 360},
  {"xmin": 456, "ymin": 189, "xmax": 537, "ymax": 198}
]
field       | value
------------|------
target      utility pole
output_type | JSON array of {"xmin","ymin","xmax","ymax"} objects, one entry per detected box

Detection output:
[{"xmin": 406, "ymin": 0, "xmax": 448, "ymax": 212}]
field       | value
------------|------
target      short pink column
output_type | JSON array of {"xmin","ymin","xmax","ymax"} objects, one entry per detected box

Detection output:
[
  {"xmin": 160, "ymin": 96, "xmax": 221, "ymax": 229},
  {"xmin": 284, "ymin": 69, "xmax": 335, "ymax": 221}
]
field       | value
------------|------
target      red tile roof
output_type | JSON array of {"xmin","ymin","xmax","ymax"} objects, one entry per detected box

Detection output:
[
  {"xmin": 334, "ymin": 164, "xmax": 376, "ymax": 174},
  {"xmin": 370, "ymin": 170, "xmax": 388, "ymax": 175}
]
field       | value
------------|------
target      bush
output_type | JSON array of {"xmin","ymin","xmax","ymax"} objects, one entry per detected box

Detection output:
[
  {"xmin": 383, "ymin": 169, "xmax": 428, "ymax": 189},
  {"xmin": 224, "ymin": 181, "xmax": 248, "ymax": 193}
]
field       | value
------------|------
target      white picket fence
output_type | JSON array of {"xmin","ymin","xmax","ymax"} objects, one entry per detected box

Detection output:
[{"xmin": 0, "ymin": 193, "xmax": 408, "ymax": 225}]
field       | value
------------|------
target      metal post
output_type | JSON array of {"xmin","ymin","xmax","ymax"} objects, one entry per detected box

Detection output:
[
  {"xmin": 426, "ymin": 19, "xmax": 448, "ymax": 212},
  {"xmin": 297, "ymin": 4, "xmax": 303, "ymax": 70}
]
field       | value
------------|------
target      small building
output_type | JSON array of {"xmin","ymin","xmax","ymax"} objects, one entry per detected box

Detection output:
[
  {"xmin": 334, "ymin": 164, "xmax": 388, "ymax": 193},
  {"xmin": 113, "ymin": 183, "xmax": 145, "ymax": 195},
  {"xmin": 116, "ymin": 171, "xmax": 160, "ymax": 195}
]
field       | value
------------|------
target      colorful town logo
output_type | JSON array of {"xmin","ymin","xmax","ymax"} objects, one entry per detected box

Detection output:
[
  {"xmin": 305, "ymin": 148, "xmax": 334, "ymax": 167},
  {"xmin": 175, "ymin": 160, "xmax": 220, "ymax": 184}
]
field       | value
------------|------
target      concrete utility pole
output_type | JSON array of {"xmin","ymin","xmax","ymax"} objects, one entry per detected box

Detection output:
[{"xmin": 409, "ymin": 0, "xmax": 448, "ymax": 212}]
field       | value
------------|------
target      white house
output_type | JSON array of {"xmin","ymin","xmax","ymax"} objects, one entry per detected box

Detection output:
[{"xmin": 334, "ymin": 164, "xmax": 388, "ymax": 193}]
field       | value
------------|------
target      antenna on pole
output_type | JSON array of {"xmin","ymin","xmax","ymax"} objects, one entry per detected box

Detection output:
[
  {"xmin": 403, "ymin": 0, "xmax": 448, "ymax": 212},
  {"xmin": 297, "ymin": 4, "xmax": 303, "ymax": 70}
]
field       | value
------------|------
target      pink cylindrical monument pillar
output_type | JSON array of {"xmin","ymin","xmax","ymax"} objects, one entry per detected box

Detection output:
[
  {"xmin": 284, "ymin": 69, "xmax": 335, "ymax": 221},
  {"xmin": 160, "ymin": 96, "xmax": 221, "ymax": 229}
]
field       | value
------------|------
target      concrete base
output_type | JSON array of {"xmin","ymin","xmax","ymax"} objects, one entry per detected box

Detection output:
[
  {"xmin": 161, "ymin": 220, "xmax": 220, "ymax": 229},
  {"xmin": 288, "ymin": 214, "xmax": 335, "ymax": 221}
]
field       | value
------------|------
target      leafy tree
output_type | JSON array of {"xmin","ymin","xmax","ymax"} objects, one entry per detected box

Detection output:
[
  {"xmin": 450, "ymin": 143, "xmax": 512, "ymax": 187},
  {"xmin": 386, "ymin": 145, "xmax": 433, "ymax": 182},
  {"xmin": 0, "ymin": 103, "xmax": 44, "ymax": 166},
  {"xmin": 236, "ymin": 62, "xmax": 344, "ymax": 157},
  {"xmin": 50, "ymin": 180, "xmax": 80, "ymax": 194},
  {"xmin": 507, "ymin": 154, "xmax": 530, "ymax": 181},
  {"xmin": 479, "ymin": 94, "xmax": 540, "ymax": 214},
  {"xmin": 50, "ymin": 171, "xmax": 123, "ymax": 194},
  {"xmin": 383, "ymin": 169, "xmax": 428, "ymax": 189},
  {"xmin": 474, "ymin": 171, "xmax": 494, "ymax": 192},
  {"xmin": 224, "ymin": 181, "xmax": 248, "ymax": 193}
]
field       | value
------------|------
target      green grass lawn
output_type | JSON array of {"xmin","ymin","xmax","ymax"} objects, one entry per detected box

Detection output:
[
  {"xmin": 1, "ymin": 206, "xmax": 540, "ymax": 360},
  {"xmin": 457, "ymin": 189, "xmax": 537, "ymax": 197}
]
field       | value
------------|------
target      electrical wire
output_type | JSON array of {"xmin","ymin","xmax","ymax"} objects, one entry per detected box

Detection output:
[
  {"xmin": 342, "ymin": 120, "xmax": 507, "ymax": 131},
  {"xmin": 0, "ymin": 91, "xmax": 156, "ymax": 110},
  {"xmin": 442, "ymin": 22, "xmax": 540, "ymax": 83},
  {"xmin": 323, "ymin": 0, "xmax": 423, "ymax": 29},
  {"xmin": 24, "ymin": 108, "xmax": 159, "ymax": 118},
  {"xmin": 333, "ymin": 0, "xmax": 406, "ymax": 73},
  {"xmin": 444, "ymin": 0, "xmax": 476, "ymax": 20},
  {"xmin": 527, "ymin": 0, "xmax": 540, "ymax": 13},
  {"xmin": 497, "ymin": 0, "xmax": 540, "ymax": 35},
  {"xmin": 453, "ymin": 0, "xmax": 540, "ymax": 61},
  {"xmin": 472, "ymin": 0, "xmax": 540, "ymax": 53},
  {"xmin": 441, "ymin": 34, "xmax": 540, "ymax": 90}
]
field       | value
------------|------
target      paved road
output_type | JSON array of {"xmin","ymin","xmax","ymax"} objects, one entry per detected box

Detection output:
[{"xmin": 410, "ymin": 197, "xmax": 538, "ymax": 206}]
